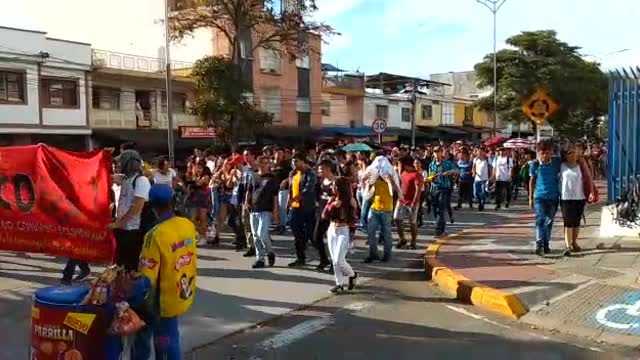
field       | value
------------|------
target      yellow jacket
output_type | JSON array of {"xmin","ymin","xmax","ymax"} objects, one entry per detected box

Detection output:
[{"xmin": 139, "ymin": 215, "xmax": 197, "ymax": 318}]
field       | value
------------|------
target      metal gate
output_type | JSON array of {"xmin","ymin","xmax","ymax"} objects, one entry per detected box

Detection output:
[{"xmin": 608, "ymin": 68, "xmax": 640, "ymax": 202}]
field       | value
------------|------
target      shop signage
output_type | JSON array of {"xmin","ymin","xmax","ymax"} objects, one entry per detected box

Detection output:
[{"xmin": 179, "ymin": 126, "xmax": 220, "ymax": 138}]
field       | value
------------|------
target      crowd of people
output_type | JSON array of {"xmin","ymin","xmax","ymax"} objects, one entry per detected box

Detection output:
[{"xmin": 56, "ymin": 137, "xmax": 603, "ymax": 358}]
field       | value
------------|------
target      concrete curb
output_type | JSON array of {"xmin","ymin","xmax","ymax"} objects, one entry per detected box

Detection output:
[{"xmin": 424, "ymin": 230, "xmax": 529, "ymax": 320}]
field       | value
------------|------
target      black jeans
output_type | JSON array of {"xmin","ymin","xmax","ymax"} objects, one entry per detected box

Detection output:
[
  {"xmin": 432, "ymin": 188, "xmax": 452, "ymax": 235},
  {"xmin": 114, "ymin": 229, "xmax": 144, "ymax": 271},
  {"xmin": 312, "ymin": 214, "xmax": 331, "ymax": 265},
  {"xmin": 290, "ymin": 208, "xmax": 316, "ymax": 261},
  {"xmin": 62, "ymin": 259, "xmax": 90, "ymax": 281},
  {"xmin": 495, "ymin": 181, "xmax": 512, "ymax": 207},
  {"xmin": 457, "ymin": 182, "xmax": 473, "ymax": 208}
]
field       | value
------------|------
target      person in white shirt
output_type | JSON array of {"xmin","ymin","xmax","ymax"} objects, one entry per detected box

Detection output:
[
  {"xmin": 492, "ymin": 147, "xmax": 514, "ymax": 210},
  {"xmin": 472, "ymin": 147, "xmax": 490, "ymax": 211},
  {"xmin": 109, "ymin": 149, "xmax": 151, "ymax": 271},
  {"xmin": 152, "ymin": 159, "xmax": 178, "ymax": 187}
]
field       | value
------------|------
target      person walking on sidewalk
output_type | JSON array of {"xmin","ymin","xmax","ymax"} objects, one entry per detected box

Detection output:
[
  {"xmin": 394, "ymin": 156, "xmax": 423, "ymax": 250},
  {"xmin": 493, "ymin": 147, "xmax": 514, "ymax": 210},
  {"xmin": 472, "ymin": 147, "xmax": 490, "ymax": 211},
  {"xmin": 322, "ymin": 177, "xmax": 359, "ymax": 294},
  {"xmin": 455, "ymin": 147, "xmax": 473, "ymax": 210},
  {"xmin": 560, "ymin": 146, "xmax": 596, "ymax": 256},
  {"xmin": 245, "ymin": 156, "xmax": 280, "ymax": 268},
  {"xmin": 312, "ymin": 160, "xmax": 337, "ymax": 271},
  {"xmin": 239, "ymin": 150, "xmax": 258, "ymax": 257},
  {"xmin": 428, "ymin": 146, "xmax": 458, "ymax": 237},
  {"xmin": 288, "ymin": 152, "xmax": 318, "ymax": 267},
  {"xmin": 529, "ymin": 141, "xmax": 561, "ymax": 256}
]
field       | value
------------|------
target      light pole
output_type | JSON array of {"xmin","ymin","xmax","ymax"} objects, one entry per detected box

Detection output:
[
  {"xmin": 477, "ymin": 0, "xmax": 507, "ymax": 138},
  {"xmin": 584, "ymin": 48, "xmax": 630, "ymax": 62},
  {"xmin": 163, "ymin": 0, "xmax": 175, "ymax": 165}
]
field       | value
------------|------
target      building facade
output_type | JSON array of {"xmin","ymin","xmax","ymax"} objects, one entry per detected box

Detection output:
[
  {"xmin": 321, "ymin": 70, "xmax": 365, "ymax": 128},
  {"xmin": 0, "ymin": 26, "xmax": 92, "ymax": 149},
  {"xmin": 89, "ymin": 49, "xmax": 201, "ymax": 154}
]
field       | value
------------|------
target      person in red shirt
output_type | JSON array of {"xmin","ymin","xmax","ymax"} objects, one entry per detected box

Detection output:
[{"xmin": 394, "ymin": 155, "xmax": 423, "ymax": 249}]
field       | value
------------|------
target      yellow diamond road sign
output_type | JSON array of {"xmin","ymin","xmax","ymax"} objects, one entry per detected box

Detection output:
[{"xmin": 522, "ymin": 90, "xmax": 559, "ymax": 125}]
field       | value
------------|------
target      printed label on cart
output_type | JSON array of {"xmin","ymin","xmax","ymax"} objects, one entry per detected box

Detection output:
[{"xmin": 63, "ymin": 313, "xmax": 96, "ymax": 335}]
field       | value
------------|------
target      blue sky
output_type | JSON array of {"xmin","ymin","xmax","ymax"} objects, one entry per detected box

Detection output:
[{"xmin": 1, "ymin": 0, "xmax": 638, "ymax": 77}]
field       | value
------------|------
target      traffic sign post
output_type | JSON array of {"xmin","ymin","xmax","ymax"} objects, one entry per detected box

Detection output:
[
  {"xmin": 372, "ymin": 119, "xmax": 387, "ymax": 145},
  {"xmin": 522, "ymin": 90, "xmax": 559, "ymax": 143},
  {"xmin": 522, "ymin": 90, "xmax": 559, "ymax": 125}
]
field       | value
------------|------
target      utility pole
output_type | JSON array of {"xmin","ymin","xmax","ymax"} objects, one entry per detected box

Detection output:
[
  {"xmin": 410, "ymin": 80, "xmax": 417, "ymax": 148},
  {"xmin": 164, "ymin": 0, "xmax": 175, "ymax": 165},
  {"xmin": 477, "ymin": 0, "xmax": 507, "ymax": 138}
]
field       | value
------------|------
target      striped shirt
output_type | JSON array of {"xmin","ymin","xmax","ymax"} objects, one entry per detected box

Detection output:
[{"xmin": 428, "ymin": 160, "xmax": 456, "ymax": 190}]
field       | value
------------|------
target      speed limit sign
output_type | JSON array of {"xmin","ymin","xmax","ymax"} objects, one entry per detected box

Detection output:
[{"xmin": 372, "ymin": 119, "xmax": 387, "ymax": 134}]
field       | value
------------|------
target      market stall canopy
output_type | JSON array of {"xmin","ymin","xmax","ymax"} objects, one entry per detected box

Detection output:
[
  {"xmin": 504, "ymin": 138, "xmax": 534, "ymax": 149},
  {"xmin": 484, "ymin": 136, "xmax": 508, "ymax": 147}
]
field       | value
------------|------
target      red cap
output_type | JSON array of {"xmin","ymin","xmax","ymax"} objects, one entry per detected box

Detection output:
[{"xmin": 230, "ymin": 154, "xmax": 245, "ymax": 166}]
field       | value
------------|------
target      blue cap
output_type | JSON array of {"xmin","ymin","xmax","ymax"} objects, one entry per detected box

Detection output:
[{"xmin": 149, "ymin": 184, "xmax": 174, "ymax": 204}]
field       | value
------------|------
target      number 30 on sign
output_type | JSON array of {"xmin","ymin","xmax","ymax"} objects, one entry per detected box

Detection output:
[{"xmin": 372, "ymin": 119, "xmax": 387, "ymax": 134}]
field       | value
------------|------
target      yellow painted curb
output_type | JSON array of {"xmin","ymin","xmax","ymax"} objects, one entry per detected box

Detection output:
[{"xmin": 423, "ymin": 230, "xmax": 529, "ymax": 320}]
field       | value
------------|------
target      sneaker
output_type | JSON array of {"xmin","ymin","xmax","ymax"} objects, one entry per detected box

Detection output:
[
  {"xmin": 348, "ymin": 272, "xmax": 359, "ymax": 290},
  {"xmin": 544, "ymin": 247, "xmax": 551, "ymax": 254},
  {"xmin": 453, "ymin": 206, "xmax": 461, "ymax": 210},
  {"xmin": 572, "ymin": 244, "xmax": 582, "ymax": 253},
  {"xmin": 535, "ymin": 248, "xmax": 543, "ymax": 256},
  {"xmin": 252, "ymin": 261, "xmax": 266, "ymax": 269},
  {"xmin": 267, "ymin": 252, "xmax": 276, "ymax": 267},
  {"xmin": 315, "ymin": 261, "xmax": 329, "ymax": 271},
  {"xmin": 329, "ymin": 285, "xmax": 345, "ymax": 294},
  {"xmin": 505, "ymin": 203, "xmax": 510, "ymax": 209},
  {"xmin": 449, "ymin": 217, "xmax": 455, "ymax": 224},
  {"xmin": 396, "ymin": 241, "xmax": 407, "ymax": 249},
  {"xmin": 243, "ymin": 247, "xmax": 256, "ymax": 257},
  {"xmin": 288, "ymin": 259, "xmax": 306, "ymax": 267},
  {"xmin": 563, "ymin": 249, "xmax": 572, "ymax": 257},
  {"xmin": 363, "ymin": 256, "xmax": 378, "ymax": 263},
  {"xmin": 495, "ymin": 205, "xmax": 501, "ymax": 210},
  {"xmin": 409, "ymin": 243, "xmax": 417, "ymax": 250},
  {"xmin": 478, "ymin": 205, "xmax": 484, "ymax": 211},
  {"xmin": 73, "ymin": 268, "xmax": 91, "ymax": 282},
  {"xmin": 381, "ymin": 254, "xmax": 391, "ymax": 262},
  {"xmin": 60, "ymin": 279, "xmax": 72, "ymax": 286}
]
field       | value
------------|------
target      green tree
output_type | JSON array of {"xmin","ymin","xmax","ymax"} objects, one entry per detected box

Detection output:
[
  {"xmin": 170, "ymin": 0, "xmax": 336, "ymax": 148},
  {"xmin": 190, "ymin": 56, "xmax": 272, "ymax": 143},
  {"xmin": 474, "ymin": 30, "xmax": 608, "ymax": 140}
]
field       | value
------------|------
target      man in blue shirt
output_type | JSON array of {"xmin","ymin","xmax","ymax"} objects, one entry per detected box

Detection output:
[
  {"xmin": 455, "ymin": 147, "xmax": 473, "ymax": 210},
  {"xmin": 428, "ymin": 146, "xmax": 458, "ymax": 236},
  {"xmin": 529, "ymin": 141, "xmax": 561, "ymax": 256}
]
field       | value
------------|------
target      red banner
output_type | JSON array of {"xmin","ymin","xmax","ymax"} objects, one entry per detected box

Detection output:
[{"xmin": 0, "ymin": 144, "xmax": 115, "ymax": 263}]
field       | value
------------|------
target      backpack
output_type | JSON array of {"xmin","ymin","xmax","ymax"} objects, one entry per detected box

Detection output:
[{"xmin": 133, "ymin": 175, "xmax": 158, "ymax": 233}]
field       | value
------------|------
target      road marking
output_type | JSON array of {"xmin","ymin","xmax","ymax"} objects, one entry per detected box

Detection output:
[
  {"xmin": 259, "ymin": 317, "xmax": 333, "ymax": 349},
  {"xmin": 445, "ymin": 305, "xmax": 511, "ymax": 329},
  {"xmin": 257, "ymin": 300, "xmax": 374, "ymax": 350}
]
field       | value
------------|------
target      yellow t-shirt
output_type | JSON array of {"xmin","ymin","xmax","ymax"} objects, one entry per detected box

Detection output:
[
  {"xmin": 139, "ymin": 216, "xmax": 198, "ymax": 318},
  {"xmin": 291, "ymin": 170, "xmax": 302, "ymax": 208},
  {"xmin": 371, "ymin": 179, "xmax": 393, "ymax": 212}
]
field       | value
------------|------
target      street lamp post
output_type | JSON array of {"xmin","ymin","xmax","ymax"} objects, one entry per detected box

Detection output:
[
  {"xmin": 477, "ymin": 0, "xmax": 507, "ymax": 138},
  {"xmin": 163, "ymin": 0, "xmax": 175, "ymax": 166}
]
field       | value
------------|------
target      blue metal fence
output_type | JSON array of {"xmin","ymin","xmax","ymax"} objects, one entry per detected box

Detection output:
[{"xmin": 608, "ymin": 68, "xmax": 640, "ymax": 202}]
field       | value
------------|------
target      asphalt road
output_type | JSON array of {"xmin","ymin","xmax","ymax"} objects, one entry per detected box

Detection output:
[{"xmin": 188, "ymin": 267, "xmax": 636, "ymax": 360}]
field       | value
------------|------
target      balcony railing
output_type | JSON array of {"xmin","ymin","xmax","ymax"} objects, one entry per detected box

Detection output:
[
  {"xmin": 323, "ymin": 75, "xmax": 364, "ymax": 91},
  {"xmin": 92, "ymin": 50, "xmax": 192, "ymax": 73}
]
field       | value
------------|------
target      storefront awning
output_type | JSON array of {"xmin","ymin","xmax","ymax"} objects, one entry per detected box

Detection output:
[
  {"xmin": 430, "ymin": 126, "xmax": 469, "ymax": 135},
  {"xmin": 321, "ymin": 126, "xmax": 374, "ymax": 137}
]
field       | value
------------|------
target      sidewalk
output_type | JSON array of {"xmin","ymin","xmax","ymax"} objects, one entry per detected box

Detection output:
[
  {"xmin": 426, "ymin": 184, "xmax": 640, "ymax": 347},
  {"xmin": 0, "ymin": 210, "xmax": 490, "ymax": 358}
]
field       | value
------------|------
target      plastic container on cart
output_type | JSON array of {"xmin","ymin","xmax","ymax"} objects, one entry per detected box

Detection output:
[{"xmin": 30, "ymin": 285, "xmax": 114, "ymax": 360}]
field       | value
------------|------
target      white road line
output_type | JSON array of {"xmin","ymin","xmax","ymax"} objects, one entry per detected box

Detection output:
[
  {"xmin": 257, "ymin": 301, "xmax": 374, "ymax": 350},
  {"xmin": 445, "ymin": 305, "xmax": 511, "ymax": 329},
  {"xmin": 259, "ymin": 317, "xmax": 333, "ymax": 349}
]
